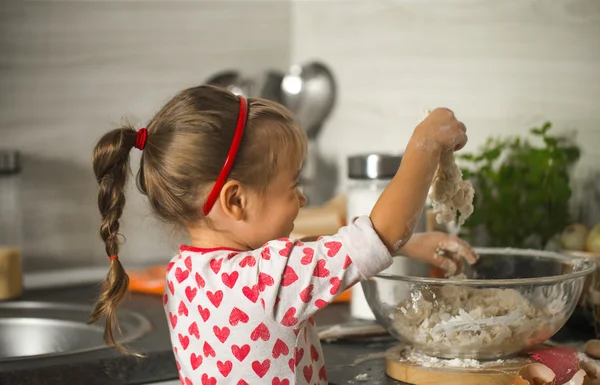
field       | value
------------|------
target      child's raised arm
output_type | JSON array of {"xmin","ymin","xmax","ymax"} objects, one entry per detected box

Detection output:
[{"xmin": 370, "ymin": 108, "xmax": 467, "ymax": 252}]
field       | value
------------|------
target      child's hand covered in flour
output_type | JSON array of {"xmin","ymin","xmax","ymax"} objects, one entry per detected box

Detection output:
[
  {"xmin": 397, "ymin": 232, "xmax": 478, "ymax": 275},
  {"xmin": 415, "ymin": 108, "xmax": 468, "ymax": 153}
]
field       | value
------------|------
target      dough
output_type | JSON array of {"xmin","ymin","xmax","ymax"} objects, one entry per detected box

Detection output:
[
  {"xmin": 391, "ymin": 284, "xmax": 560, "ymax": 354},
  {"xmin": 429, "ymin": 151, "xmax": 475, "ymax": 225},
  {"xmin": 419, "ymin": 109, "xmax": 475, "ymax": 226}
]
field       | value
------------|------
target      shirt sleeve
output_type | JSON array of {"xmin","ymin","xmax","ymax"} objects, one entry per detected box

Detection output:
[{"xmin": 256, "ymin": 215, "xmax": 392, "ymax": 327}]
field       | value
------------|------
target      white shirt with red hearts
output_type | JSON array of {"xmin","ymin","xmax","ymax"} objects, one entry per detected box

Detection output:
[{"xmin": 164, "ymin": 216, "xmax": 392, "ymax": 385}]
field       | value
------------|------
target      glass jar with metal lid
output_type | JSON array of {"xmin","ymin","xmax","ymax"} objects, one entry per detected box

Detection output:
[
  {"xmin": 0, "ymin": 150, "xmax": 23, "ymax": 300},
  {"xmin": 346, "ymin": 154, "xmax": 403, "ymax": 223}
]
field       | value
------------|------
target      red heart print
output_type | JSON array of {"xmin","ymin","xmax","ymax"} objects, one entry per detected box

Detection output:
[
  {"xmin": 250, "ymin": 322, "xmax": 270, "ymax": 341},
  {"xmin": 297, "ymin": 241, "xmax": 304, "ymax": 246},
  {"xmin": 324, "ymin": 241, "xmax": 342, "ymax": 257},
  {"xmin": 300, "ymin": 248, "xmax": 314, "ymax": 265},
  {"xmin": 168, "ymin": 280, "xmax": 175, "ymax": 295},
  {"xmin": 203, "ymin": 341, "xmax": 215, "ymax": 357},
  {"xmin": 278, "ymin": 241, "xmax": 293, "ymax": 256},
  {"xmin": 308, "ymin": 316, "xmax": 315, "ymax": 325},
  {"xmin": 272, "ymin": 378, "xmax": 290, "ymax": 385},
  {"xmin": 315, "ymin": 299, "xmax": 328, "ymax": 309},
  {"xmin": 329, "ymin": 277, "xmax": 341, "ymax": 295},
  {"xmin": 195, "ymin": 272, "xmax": 205, "ymax": 288},
  {"xmin": 185, "ymin": 286, "xmax": 197, "ymax": 302},
  {"xmin": 221, "ymin": 271, "xmax": 239, "ymax": 289},
  {"xmin": 313, "ymin": 259, "xmax": 330, "ymax": 278},
  {"xmin": 293, "ymin": 329, "xmax": 300, "ymax": 336},
  {"xmin": 174, "ymin": 346, "xmax": 178, "ymax": 355},
  {"xmin": 167, "ymin": 261, "xmax": 175, "ymax": 272},
  {"xmin": 178, "ymin": 301, "xmax": 189, "ymax": 317},
  {"xmin": 319, "ymin": 365, "xmax": 327, "ymax": 380},
  {"xmin": 178, "ymin": 334, "xmax": 190, "ymax": 350},
  {"xmin": 237, "ymin": 380, "xmax": 249, "ymax": 385},
  {"xmin": 281, "ymin": 266, "xmax": 298, "ymax": 286},
  {"xmin": 281, "ymin": 307, "xmax": 298, "ymax": 327},
  {"xmin": 251, "ymin": 359, "xmax": 271, "ymax": 378},
  {"xmin": 299, "ymin": 285, "xmax": 313, "ymax": 303},
  {"xmin": 242, "ymin": 285, "xmax": 259, "ymax": 303},
  {"xmin": 239, "ymin": 255, "xmax": 256, "ymax": 268},
  {"xmin": 310, "ymin": 345, "xmax": 320, "ymax": 361},
  {"xmin": 184, "ymin": 256, "xmax": 192, "ymax": 271},
  {"xmin": 207, "ymin": 290, "xmax": 223, "ymax": 308},
  {"xmin": 188, "ymin": 322, "xmax": 200, "ymax": 339},
  {"xmin": 343, "ymin": 255, "xmax": 353, "ymax": 269},
  {"xmin": 198, "ymin": 305, "xmax": 210, "ymax": 322},
  {"xmin": 190, "ymin": 353, "xmax": 202, "ymax": 370},
  {"xmin": 260, "ymin": 298, "xmax": 265, "ymax": 309},
  {"xmin": 201, "ymin": 374, "xmax": 216, "ymax": 385},
  {"xmin": 272, "ymin": 338, "xmax": 289, "ymax": 358},
  {"xmin": 210, "ymin": 258, "xmax": 223, "ymax": 274},
  {"xmin": 227, "ymin": 252, "xmax": 238, "ymax": 260},
  {"xmin": 213, "ymin": 325, "xmax": 230, "ymax": 343},
  {"xmin": 288, "ymin": 358, "xmax": 295, "ymax": 373},
  {"xmin": 176, "ymin": 359, "xmax": 181, "ymax": 370},
  {"xmin": 175, "ymin": 267, "xmax": 189, "ymax": 283},
  {"xmin": 275, "ymin": 297, "xmax": 281, "ymax": 305},
  {"xmin": 231, "ymin": 344, "xmax": 251, "ymax": 362},
  {"xmin": 303, "ymin": 365, "xmax": 313, "ymax": 382},
  {"xmin": 169, "ymin": 312, "xmax": 178, "ymax": 328},
  {"xmin": 217, "ymin": 360, "xmax": 233, "ymax": 377},
  {"xmin": 258, "ymin": 272, "xmax": 274, "ymax": 292},
  {"xmin": 184, "ymin": 377, "xmax": 192, "ymax": 385},
  {"xmin": 261, "ymin": 248, "xmax": 271, "ymax": 260},
  {"xmin": 162, "ymin": 293, "xmax": 168, "ymax": 306},
  {"xmin": 229, "ymin": 307, "xmax": 249, "ymax": 326},
  {"xmin": 295, "ymin": 347, "xmax": 304, "ymax": 366}
]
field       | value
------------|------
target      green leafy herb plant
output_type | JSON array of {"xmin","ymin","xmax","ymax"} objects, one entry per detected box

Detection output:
[{"xmin": 458, "ymin": 122, "xmax": 581, "ymax": 248}]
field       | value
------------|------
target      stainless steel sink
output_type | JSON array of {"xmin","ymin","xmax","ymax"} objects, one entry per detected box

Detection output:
[{"xmin": 0, "ymin": 301, "xmax": 152, "ymax": 362}]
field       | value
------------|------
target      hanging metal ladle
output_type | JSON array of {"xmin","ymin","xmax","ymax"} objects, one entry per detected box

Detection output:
[{"xmin": 280, "ymin": 61, "xmax": 337, "ymax": 139}]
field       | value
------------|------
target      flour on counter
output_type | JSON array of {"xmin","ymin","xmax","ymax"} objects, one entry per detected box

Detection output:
[{"xmin": 396, "ymin": 346, "xmax": 509, "ymax": 368}]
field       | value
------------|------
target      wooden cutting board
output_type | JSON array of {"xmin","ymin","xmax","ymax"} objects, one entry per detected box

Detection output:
[{"xmin": 385, "ymin": 344, "xmax": 534, "ymax": 385}]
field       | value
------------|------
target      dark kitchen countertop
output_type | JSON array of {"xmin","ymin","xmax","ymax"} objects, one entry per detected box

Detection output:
[
  {"xmin": 1, "ymin": 282, "xmax": 593, "ymax": 385},
  {"xmin": 0, "ymin": 283, "xmax": 402, "ymax": 385}
]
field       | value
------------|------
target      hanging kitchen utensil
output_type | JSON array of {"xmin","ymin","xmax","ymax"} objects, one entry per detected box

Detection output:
[
  {"xmin": 255, "ymin": 70, "xmax": 285, "ymax": 104},
  {"xmin": 281, "ymin": 61, "xmax": 337, "ymax": 139},
  {"xmin": 205, "ymin": 70, "xmax": 251, "ymax": 96}
]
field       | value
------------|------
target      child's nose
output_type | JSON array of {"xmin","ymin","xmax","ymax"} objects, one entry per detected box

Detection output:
[{"xmin": 298, "ymin": 190, "xmax": 307, "ymax": 208}]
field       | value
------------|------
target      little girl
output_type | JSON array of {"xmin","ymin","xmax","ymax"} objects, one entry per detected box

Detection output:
[{"xmin": 90, "ymin": 85, "xmax": 476, "ymax": 385}]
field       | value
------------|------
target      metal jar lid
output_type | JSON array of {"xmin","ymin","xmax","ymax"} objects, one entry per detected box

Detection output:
[
  {"xmin": 0, "ymin": 150, "xmax": 21, "ymax": 175},
  {"xmin": 347, "ymin": 153, "xmax": 402, "ymax": 180}
]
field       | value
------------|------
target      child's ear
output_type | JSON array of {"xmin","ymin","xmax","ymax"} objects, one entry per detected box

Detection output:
[{"xmin": 219, "ymin": 180, "xmax": 247, "ymax": 221}]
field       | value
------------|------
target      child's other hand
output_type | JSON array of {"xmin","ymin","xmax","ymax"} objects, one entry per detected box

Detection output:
[
  {"xmin": 398, "ymin": 232, "xmax": 478, "ymax": 275},
  {"xmin": 414, "ymin": 108, "xmax": 468, "ymax": 153}
]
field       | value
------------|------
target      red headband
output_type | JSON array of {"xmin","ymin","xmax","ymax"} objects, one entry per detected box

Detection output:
[
  {"xmin": 135, "ymin": 128, "xmax": 148, "ymax": 150},
  {"xmin": 203, "ymin": 96, "xmax": 249, "ymax": 215}
]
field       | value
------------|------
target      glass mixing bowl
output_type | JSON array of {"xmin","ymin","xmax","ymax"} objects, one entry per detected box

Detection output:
[{"xmin": 362, "ymin": 247, "xmax": 596, "ymax": 359}]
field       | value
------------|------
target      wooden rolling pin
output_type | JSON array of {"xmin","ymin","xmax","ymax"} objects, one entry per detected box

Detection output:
[{"xmin": 0, "ymin": 247, "xmax": 22, "ymax": 300}]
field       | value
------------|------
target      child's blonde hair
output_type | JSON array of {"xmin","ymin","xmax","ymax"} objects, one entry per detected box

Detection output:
[{"xmin": 89, "ymin": 85, "xmax": 307, "ymax": 352}]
